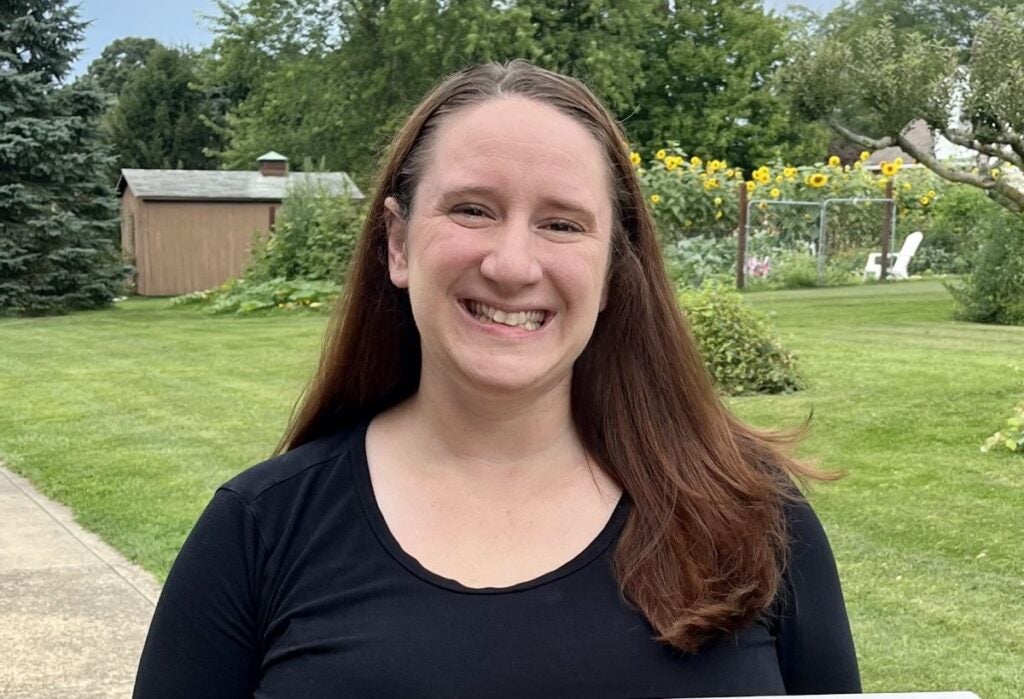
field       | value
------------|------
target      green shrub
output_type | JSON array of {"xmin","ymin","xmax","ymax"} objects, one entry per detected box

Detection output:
[
  {"xmin": 745, "ymin": 252, "xmax": 859, "ymax": 290},
  {"xmin": 679, "ymin": 282, "xmax": 804, "ymax": 395},
  {"xmin": 664, "ymin": 235, "xmax": 737, "ymax": 289},
  {"xmin": 982, "ymin": 402, "xmax": 1024, "ymax": 454},
  {"xmin": 171, "ymin": 278, "xmax": 340, "ymax": 315},
  {"xmin": 909, "ymin": 186, "xmax": 994, "ymax": 275},
  {"xmin": 946, "ymin": 212, "xmax": 1024, "ymax": 326},
  {"xmin": 247, "ymin": 173, "xmax": 366, "ymax": 284}
]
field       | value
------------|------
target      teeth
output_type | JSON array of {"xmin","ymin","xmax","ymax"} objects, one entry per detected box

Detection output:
[{"xmin": 467, "ymin": 301, "xmax": 546, "ymax": 330}]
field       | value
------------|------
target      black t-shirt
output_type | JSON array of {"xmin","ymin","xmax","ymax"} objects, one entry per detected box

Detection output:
[{"xmin": 133, "ymin": 419, "xmax": 860, "ymax": 698}]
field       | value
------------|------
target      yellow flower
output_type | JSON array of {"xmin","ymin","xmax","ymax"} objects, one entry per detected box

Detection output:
[
  {"xmin": 753, "ymin": 166, "xmax": 772, "ymax": 184},
  {"xmin": 859, "ymin": 150, "xmax": 870, "ymax": 161},
  {"xmin": 690, "ymin": 155, "xmax": 702, "ymax": 168},
  {"xmin": 880, "ymin": 161, "xmax": 897, "ymax": 177},
  {"xmin": 927, "ymin": 190, "xmax": 936, "ymax": 198},
  {"xmin": 703, "ymin": 177, "xmax": 720, "ymax": 190},
  {"xmin": 629, "ymin": 151, "xmax": 641, "ymax": 166},
  {"xmin": 715, "ymin": 210, "xmax": 724, "ymax": 220},
  {"xmin": 919, "ymin": 196, "xmax": 931, "ymax": 206},
  {"xmin": 684, "ymin": 219, "xmax": 693, "ymax": 228},
  {"xmin": 991, "ymin": 167, "xmax": 1001, "ymax": 178},
  {"xmin": 775, "ymin": 175, "xmax": 784, "ymax": 183},
  {"xmin": 770, "ymin": 187, "xmax": 781, "ymax": 199},
  {"xmin": 656, "ymin": 149, "xmax": 667, "ymax": 160},
  {"xmin": 666, "ymin": 159, "xmax": 679, "ymax": 171},
  {"xmin": 783, "ymin": 166, "xmax": 797, "ymax": 179},
  {"xmin": 650, "ymin": 193, "xmax": 661, "ymax": 204},
  {"xmin": 971, "ymin": 167, "xmax": 980, "ymax": 175},
  {"xmin": 713, "ymin": 196, "xmax": 723, "ymax": 206},
  {"xmin": 877, "ymin": 176, "xmax": 889, "ymax": 188},
  {"xmin": 725, "ymin": 168, "xmax": 735, "ymax": 178},
  {"xmin": 746, "ymin": 181, "xmax": 756, "ymax": 192},
  {"xmin": 806, "ymin": 173, "xmax": 829, "ymax": 188},
  {"xmin": 828, "ymin": 155, "xmax": 841, "ymax": 167},
  {"xmin": 902, "ymin": 182, "xmax": 912, "ymax": 191},
  {"xmin": 894, "ymin": 157, "xmax": 904, "ymax": 168}
]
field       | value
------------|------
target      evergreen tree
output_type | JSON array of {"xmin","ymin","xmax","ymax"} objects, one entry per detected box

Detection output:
[{"xmin": 0, "ymin": 0, "xmax": 126, "ymax": 315}]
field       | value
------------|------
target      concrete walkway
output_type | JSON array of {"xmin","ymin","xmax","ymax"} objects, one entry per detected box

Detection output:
[{"xmin": 0, "ymin": 463, "xmax": 161, "ymax": 698}]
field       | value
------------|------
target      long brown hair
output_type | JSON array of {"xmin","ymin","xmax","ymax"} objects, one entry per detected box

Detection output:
[{"xmin": 281, "ymin": 60, "xmax": 829, "ymax": 653}]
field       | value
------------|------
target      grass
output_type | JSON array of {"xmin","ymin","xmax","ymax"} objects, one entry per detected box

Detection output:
[{"xmin": 1, "ymin": 280, "xmax": 1021, "ymax": 696}]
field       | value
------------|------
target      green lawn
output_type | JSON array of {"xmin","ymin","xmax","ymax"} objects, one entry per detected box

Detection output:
[{"xmin": 1, "ymin": 280, "xmax": 1021, "ymax": 697}]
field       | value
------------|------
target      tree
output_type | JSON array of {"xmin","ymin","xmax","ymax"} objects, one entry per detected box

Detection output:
[
  {"xmin": 105, "ymin": 45, "xmax": 222, "ymax": 170},
  {"xmin": 204, "ymin": 0, "xmax": 827, "ymax": 180},
  {"xmin": 83, "ymin": 36, "xmax": 160, "ymax": 96},
  {"xmin": 785, "ymin": 9, "xmax": 1024, "ymax": 214},
  {"xmin": 0, "ymin": 0, "xmax": 126, "ymax": 315},
  {"xmin": 627, "ymin": 0, "xmax": 828, "ymax": 170}
]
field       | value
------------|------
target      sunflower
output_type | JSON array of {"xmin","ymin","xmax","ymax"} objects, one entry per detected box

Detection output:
[
  {"xmin": 690, "ymin": 155, "xmax": 702, "ymax": 168},
  {"xmin": 753, "ymin": 166, "xmax": 772, "ymax": 184},
  {"xmin": 991, "ymin": 167, "xmax": 1001, "ymax": 178},
  {"xmin": 655, "ymin": 149, "xmax": 667, "ymax": 160},
  {"xmin": 919, "ymin": 196, "xmax": 931, "ymax": 206},
  {"xmin": 880, "ymin": 161, "xmax": 897, "ymax": 177},
  {"xmin": 828, "ymin": 155, "xmax": 841, "ymax": 167},
  {"xmin": 713, "ymin": 197, "xmax": 723, "ymax": 206},
  {"xmin": 859, "ymin": 150, "xmax": 870, "ymax": 161},
  {"xmin": 746, "ymin": 181, "xmax": 756, "ymax": 192},
  {"xmin": 783, "ymin": 166, "xmax": 797, "ymax": 179},
  {"xmin": 770, "ymin": 187, "xmax": 781, "ymax": 199},
  {"xmin": 806, "ymin": 173, "xmax": 829, "ymax": 188},
  {"xmin": 629, "ymin": 151, "xmax": 641, "ymax": 166},
  {"xmin": 703, "ymin": 177, "xmax": 720, "ymax": 190},
  {"xmin": 650, "ymin": 194, "xmax": 661, "ymax": 204}
]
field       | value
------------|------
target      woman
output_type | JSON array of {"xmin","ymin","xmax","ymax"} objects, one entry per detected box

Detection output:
[{"xmin": 134, "ymin": 61, "xmax": 860, "ymax": 697}]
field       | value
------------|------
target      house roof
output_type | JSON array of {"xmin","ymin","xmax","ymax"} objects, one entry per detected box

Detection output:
[
  {"xmin": 866, "ymin": 119, "xmax": 933, "ymax": 166},
  {"xmin": 116, "ymin": 169, "xmax": 364, "ymax": 202}
]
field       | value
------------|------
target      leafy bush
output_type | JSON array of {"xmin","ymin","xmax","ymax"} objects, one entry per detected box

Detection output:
[
  {"xmin": 171, "ymin": 278, "xmax": 340, "ymax": 315},
  {"xmin": 982, "ymin": 402, "xmax": 1024, "ymax": 455},
  {"xmin": 946, "ymin": 212, "xmax": 1024, "ymax": 326},
  {"xmin": 679, "ymin": 282, "xmax": 804, "ymax": 395},
  {"xmin": 664, "ymin": 235, "xmax": 737, "ymax": 288},
  {"xmin": 246, "ymin": 173, "xmax": 366, "ymax": 284},
  {"xmin": 908, "ymin": 186, "xmax": 994, "ymax": 275}
]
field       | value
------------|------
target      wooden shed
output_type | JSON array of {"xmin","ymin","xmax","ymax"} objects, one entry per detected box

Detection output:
[{"xmin": 116, "ymin": 153, "xmax": 363, "ymax": 296}]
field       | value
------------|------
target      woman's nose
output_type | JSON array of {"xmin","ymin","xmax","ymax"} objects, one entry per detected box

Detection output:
[{"xmin": 479, "ymin": 221, "xmax": 543, "ymax": 289}]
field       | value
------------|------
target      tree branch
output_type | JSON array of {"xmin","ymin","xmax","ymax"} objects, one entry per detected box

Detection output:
[
  {"xmin": 826, "ymin": 119, "xmax": 894, "ymax": 150},
  {"xmin": 938, "ymin": 126, "xmax": 1023, "ymax": 168},
  {"xmin": 892, "ymin": 132, "xmax": 991, "ymax": 187},
  {"xmin": 826, "ymin": 118, "xmax": 1024, "ymax": 214}
]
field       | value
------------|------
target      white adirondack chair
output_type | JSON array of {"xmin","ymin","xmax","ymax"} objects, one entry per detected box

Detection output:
[{"xmin": 863, "ymin": 231, "xmax": 923, "ymax": 280}]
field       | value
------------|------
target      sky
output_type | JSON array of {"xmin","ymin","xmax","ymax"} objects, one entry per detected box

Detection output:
[{"xmin": 72, "ymin": 0, "xmax": 842, "ymax": 76}]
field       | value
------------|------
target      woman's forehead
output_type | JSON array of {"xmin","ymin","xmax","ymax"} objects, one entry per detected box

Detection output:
[{"xmin": 419, "ymin": 97, "xmax": 613, "ymax": 208}]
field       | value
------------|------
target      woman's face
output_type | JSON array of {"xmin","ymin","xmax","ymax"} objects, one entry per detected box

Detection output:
[{"xmin": 386, "ymin": 96, "xmax": 614, "ymax": 398}]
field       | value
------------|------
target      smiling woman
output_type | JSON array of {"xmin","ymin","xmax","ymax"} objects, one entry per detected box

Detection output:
[{"xmin": 133, "ymin": 61, "xmax": 861, "ymax": 698}]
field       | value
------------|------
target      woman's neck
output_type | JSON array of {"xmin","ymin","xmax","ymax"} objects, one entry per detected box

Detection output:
[{"xmin": 382, "ymin": 370, "xmax": 589, "ymax": 489}]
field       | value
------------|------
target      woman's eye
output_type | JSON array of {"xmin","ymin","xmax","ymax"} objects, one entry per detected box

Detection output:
[
  {"xmin": 546, "ymin": 219, "xmax": 584, "ymax": 234},
  {"xmin": 452, "ymin": 204, "xmax": 488, "ymax": 218}
]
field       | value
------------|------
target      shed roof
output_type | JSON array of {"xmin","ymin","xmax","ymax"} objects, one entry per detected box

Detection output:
[{"xmin": 116, "ymin": 169, "xmax": 364, "ymax": 202}]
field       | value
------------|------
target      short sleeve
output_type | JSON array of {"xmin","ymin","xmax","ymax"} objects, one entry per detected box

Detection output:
[
  {"xmin": 772, "ymin": 498, "xmax": 862, "ymax": 694},
  {"xmin": 133, "ymin": 488, "xmax": 266, "ymax": 698}
]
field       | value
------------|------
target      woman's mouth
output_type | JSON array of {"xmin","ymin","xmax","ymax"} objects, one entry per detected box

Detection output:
[{"xmin": 461, "ymin": 300, "xmax": 550, "ymax": 332}]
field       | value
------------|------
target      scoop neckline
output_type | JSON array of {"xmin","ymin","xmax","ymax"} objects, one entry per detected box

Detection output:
[{"xmin": 352, "ymin": 417, "xmax": 629, "ymax": 595}]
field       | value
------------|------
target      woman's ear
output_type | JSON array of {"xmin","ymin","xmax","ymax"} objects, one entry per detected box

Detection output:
[{"xmin": 384, "ymin": 196, "xmax": 409, "ymax": 289}]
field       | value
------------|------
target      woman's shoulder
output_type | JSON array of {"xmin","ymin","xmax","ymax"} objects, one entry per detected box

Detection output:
[{"xmin": 219, "ymin": 418, "xmax": 370, "ymax": 507}]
